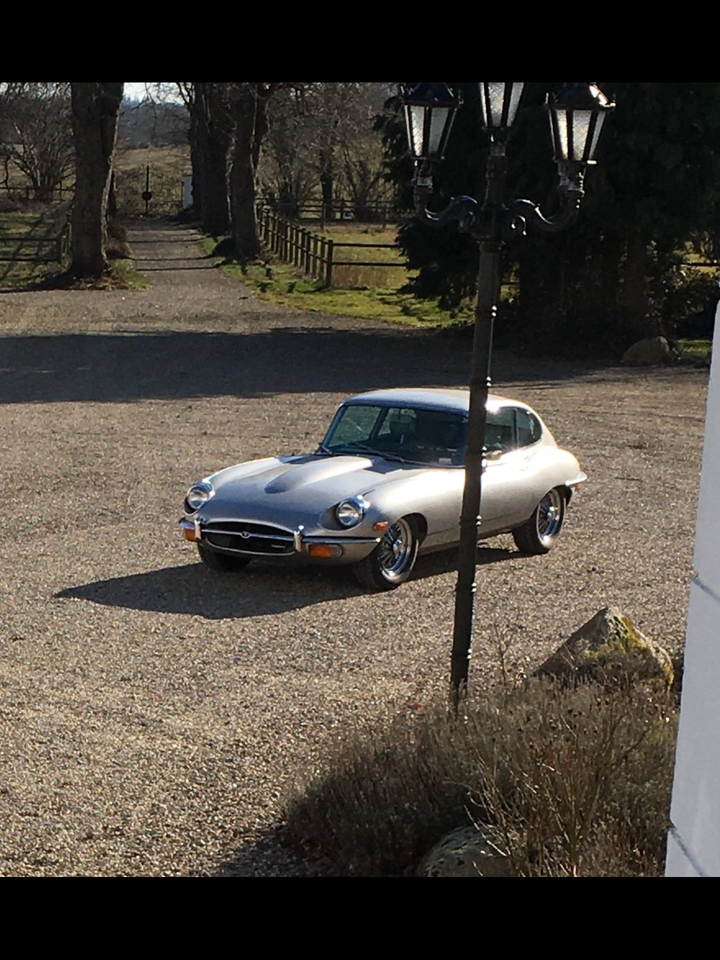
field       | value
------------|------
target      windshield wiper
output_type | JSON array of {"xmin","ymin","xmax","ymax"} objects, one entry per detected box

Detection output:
[
  {"xmin": 334, "ymin": 442, "xmax": 376, "ymax": 455},
  {"xmin": 380, "ymin": 453, "xmax": 424, "ymax": 466}
]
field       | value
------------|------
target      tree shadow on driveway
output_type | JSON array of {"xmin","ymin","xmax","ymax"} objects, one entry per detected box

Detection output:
[
  {"xmin": 0, "ymin": 326, "xmax": 609, "ymax": 407},
  {"xmin": 54, "ymin": 545, "xmax": 520, "ymax": 619}
]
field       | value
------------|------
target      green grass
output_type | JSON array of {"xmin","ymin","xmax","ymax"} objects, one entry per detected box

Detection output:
[
  {"xmin": 202, "ymin": 232, "xmax": 474, "ymax": 327},
  {"xmin": 677, "ymin": 339, "xmax": 712, "ymax": 363},
  {"xmin": 0, "ymin": 204, "xmax": 70, "ymax": 288}
]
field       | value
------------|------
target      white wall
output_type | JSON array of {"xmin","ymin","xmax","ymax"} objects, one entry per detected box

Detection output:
[{"xmin": 667, "ymin": 309, "xmax": 719, "ymax": 877}]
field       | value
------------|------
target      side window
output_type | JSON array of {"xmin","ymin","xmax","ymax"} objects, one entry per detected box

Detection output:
[
  {"xmin": 516, "ymin": 409, "xmax": 542, "ymax": 448},
  {"xmin": 485, "ymin": 408, "xmax": 516, "ymax": 453}
]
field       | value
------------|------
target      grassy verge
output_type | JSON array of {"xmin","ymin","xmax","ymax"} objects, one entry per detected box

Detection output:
[
  {"xmin": 282, "ymin": 679, "xmax": 677, "ymax": 877},
  {"xmin": 677, "ymin": 339, "xmax": 712, "ymax": 363},
  {"xmin": 0, "ymin": 206, "xmax": 147, "ymax": 291},
  {"xmin": 199, "ymin": 230, "xmax": 716, "ymax": 361},
  {"xmin": 201, "ymin": 227, "xmax": 473, "ymax": 327},
  {"xmin": 0, "ymin": 203, "xmax": 70, "ymax": 288}
]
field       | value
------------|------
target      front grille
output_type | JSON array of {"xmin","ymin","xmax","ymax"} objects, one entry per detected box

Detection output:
[{"xmin": 202, "ymin": 521, "xmax": 295, "ymax": 556}]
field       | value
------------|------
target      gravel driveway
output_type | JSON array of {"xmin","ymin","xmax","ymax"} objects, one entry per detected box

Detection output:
[{"xmin": 0, "ymin": 220, "xmax": 709, "ymax": 875}]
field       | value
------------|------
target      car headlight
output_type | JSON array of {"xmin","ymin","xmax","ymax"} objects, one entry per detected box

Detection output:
[
  {"xmin": 336, "ymin": 497, "xmax": 367, "ymax": 529},
  {"xmin": 185, "ymin": 481, "xmax": 214, "ymax": 514}
]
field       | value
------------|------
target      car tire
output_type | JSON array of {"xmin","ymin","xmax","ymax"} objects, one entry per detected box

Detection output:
[
  {"xmin": 512, "ymin": 487, "xmax": 566, "ymax": 555},
  {"xmin": 354, "ymin": 516, "xmax": 419, "ymax": 591},
  {"xmin": 197, "ymin": 543, "xmax": 252, "ymax": 573}
]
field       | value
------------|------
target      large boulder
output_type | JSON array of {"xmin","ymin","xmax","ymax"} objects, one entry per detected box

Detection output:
[
  {"xmin": 534, "ymin": 607, "xmax": 674, "ymax": 691},
  {"xmin": 622, "ymin": 337, "xmax": 677, "ymax": 366},
  {"xmin": 417, "ymin": 825, "xmax": 513, "ymax": 878}
]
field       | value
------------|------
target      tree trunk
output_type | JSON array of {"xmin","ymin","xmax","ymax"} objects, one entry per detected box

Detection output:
[
  {"xmin": 621, "ymin": 235, "xmax": 653, "ymax": 337},
  {"xmin": 320, "ymin": 150, "xmax": 334, "ymax": 223},
  {"xmin": 193, "ymin": 83, "xmax": 232, "ymax": 236},
  {"xmin": 70, "ymin": 82, "xmax": 123, "ymax": 278},
  {"xmin": 229, "ymin": 85, "xmax": 262, "ymax": 260}
]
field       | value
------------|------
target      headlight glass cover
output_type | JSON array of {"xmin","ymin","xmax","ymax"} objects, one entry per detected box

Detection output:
[
  {"xmin": 185, "ymin": 481, "xmax": 214, "ymax": 513},
  {"xmin": 336, "ymin": 497, "xmax": 367, "ymax": 528}
]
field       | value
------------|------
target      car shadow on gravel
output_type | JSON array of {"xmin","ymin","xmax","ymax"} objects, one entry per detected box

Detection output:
[{"xmin": 55, "ymin": 546, "xmax": 519, "ymax": 619}]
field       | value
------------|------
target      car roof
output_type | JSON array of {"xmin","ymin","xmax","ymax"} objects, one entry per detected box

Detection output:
[{"xmin": 344, "ymin": 388, "xmax": 528, "ymax": 416}]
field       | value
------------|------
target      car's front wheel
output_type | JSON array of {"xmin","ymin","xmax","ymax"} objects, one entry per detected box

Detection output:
[
  {"xmin": 354, "ymin": 516, "xmax": 419, "ymax": 591},
  {"xmin": 197, "ymin": 543, "xmax": 252, "ymax": 573},
  {"xmin": 513, "ymin": 487, "xmax": 566, "ymax": 555}
]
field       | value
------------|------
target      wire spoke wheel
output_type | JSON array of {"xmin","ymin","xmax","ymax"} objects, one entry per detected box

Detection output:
[
  {"xmin": 537, "ymin": 488, "xmax": 564, "ymax": 545},
  {"xmin": 378, "ymin": 518, "xmax": 415, "ymax": 580},
  {"xmin": 354, "ymin": 515, "xmax": 420, "ymax": 591},
  {"xmin": 513, "ymin": 487, "xmax": 566, "ymax": 555}
]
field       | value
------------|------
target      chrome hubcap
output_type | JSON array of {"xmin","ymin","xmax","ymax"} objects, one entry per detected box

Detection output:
[
  {"xmin": 537, "ymin": 489, "xmax": 564, "ymax": 543},
  {"xmin": 379, "ymin": 519, "xmax": 414, "ymax": 581}
]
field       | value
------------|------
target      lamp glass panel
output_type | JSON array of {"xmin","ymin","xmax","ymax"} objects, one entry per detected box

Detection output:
[
  {"xmin": 408, "ymin": 105, "xmax": 426, "ymax": 157},
  {"xmin": 588, "ymin": 112, "xmax": 607, "ymax": 160},
  {"xmin": 571, "ymin": 111, "xmax": 593, "ymax": 160},
  {"xmin": 506, "ymin": 83, "xmax": 525, "ymax": 127},
  {"xmin": 428, "ymin": 108, "xmax": 450, "ymax": 155}
]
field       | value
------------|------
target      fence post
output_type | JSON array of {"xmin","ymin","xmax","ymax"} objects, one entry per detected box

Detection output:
[{"xmin": 326, "ymin": 239, "xmax": 334, "ymax": 286}]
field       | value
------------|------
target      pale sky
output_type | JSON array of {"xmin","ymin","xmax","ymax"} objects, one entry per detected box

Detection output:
[
  {"xmin": 124, "ymin": 83, "xmax": 181, "ymax": 102},
  {"xmin": 124, "ymin": 83, "xmax": 148, "ymax": 101}
]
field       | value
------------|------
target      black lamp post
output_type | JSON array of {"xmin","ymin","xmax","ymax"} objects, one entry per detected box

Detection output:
[{"xmin": 400, "ymin": 82, "xmax": 614, "ymax": 705}]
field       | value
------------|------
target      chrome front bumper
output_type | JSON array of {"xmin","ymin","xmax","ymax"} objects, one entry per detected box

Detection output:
[
  {"xmin": 564, "ymin": 473, "xmax": 588, "ymax": 503},
  {"xmin": 180, "ymin": 519, "xmax": 380, "ymax": 564}
]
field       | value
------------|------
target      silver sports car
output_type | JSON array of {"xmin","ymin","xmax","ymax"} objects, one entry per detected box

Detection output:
[{"xmin": 180, "ymin": 388, "xmax": 586, "ymax": 591}]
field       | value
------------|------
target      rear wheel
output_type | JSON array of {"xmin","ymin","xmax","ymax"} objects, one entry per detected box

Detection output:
[
  {"xmin": 513, "ymin": 488, "xmax": 566, "ymax": 555},
  {"xmin": 197, "ymin": 543, "xmax": 252, "ymax": 573},
  {"xmin": 354, "ymin": 516, "xmax": 419, "ymax": 591}
]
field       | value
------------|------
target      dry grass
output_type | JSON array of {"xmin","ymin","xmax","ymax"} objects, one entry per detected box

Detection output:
[
  {"xmin": 282, "ymin": 679, "xmax": 677, "ymax": 877},
  {"xmin": 321, "ymin": 224, "xmax": 406, "ymax": 291}
]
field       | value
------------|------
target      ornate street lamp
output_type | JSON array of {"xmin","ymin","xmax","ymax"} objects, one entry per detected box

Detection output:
[
  {"xmin": 400, "ymin": 82, "xmax": 614, "ymax": 705},
  {"xmin": 402, "ymin": 82, "xmax": 461, "ymax": 163},
  {"xmin": 479, "ymin": 82, "xmax": 525, "ymax": 137}
]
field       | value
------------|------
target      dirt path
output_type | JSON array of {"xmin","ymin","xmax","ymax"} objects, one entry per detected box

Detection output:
[{"xmin": 0, "ymin": 220, "xmax": 709, "ymax": 875}]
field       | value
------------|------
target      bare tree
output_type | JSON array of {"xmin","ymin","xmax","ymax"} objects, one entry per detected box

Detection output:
[
  {"xmin": 260, "ymin": 87, "xmax": 317, "ymax": 217},
  {"xmin": 260, "ymin": 83, "xmax": 392, "ymax": 220},
  {"xmin": 0, "ymin": 82, "xmax": 74, "ymax": 200},
  {"xmin": 70, "ymin": 82, "xmax": 124, "ymax": 277}
]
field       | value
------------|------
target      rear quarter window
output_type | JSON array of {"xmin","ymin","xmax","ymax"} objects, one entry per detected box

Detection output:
[{"xmin": 516, "ymin": 409, "xmax": 543, "ymax": 447}]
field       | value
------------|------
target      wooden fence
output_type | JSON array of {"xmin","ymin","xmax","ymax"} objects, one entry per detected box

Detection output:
[
  {"xmin": 257, "ymin": 205, "xmax": 403, "ymax": 287},
  {"xmin": 257, "ymin": 197, "xmax": 401, "ymax": 228},
  {"xmin": 0, "ymin": 217, "xmax": 71, "ymax": 264}
]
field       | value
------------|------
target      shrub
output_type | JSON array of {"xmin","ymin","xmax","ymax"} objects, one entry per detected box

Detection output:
[{"xmin": 282, "ymin": 681, "xmax": 676, "ymax": 877}]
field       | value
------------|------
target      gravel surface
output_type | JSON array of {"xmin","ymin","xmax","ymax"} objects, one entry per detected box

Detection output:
[{"xmin": 0, "ymin": 220, "xmax": 709, "ymax": 876}]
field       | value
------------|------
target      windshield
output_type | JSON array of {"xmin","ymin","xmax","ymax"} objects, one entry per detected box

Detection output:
[{"xmin": 323, "ymin": 404, "xmax": 468, "ymax": 466}]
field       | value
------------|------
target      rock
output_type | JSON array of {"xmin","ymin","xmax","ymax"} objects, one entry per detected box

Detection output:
[
  {"xmin": 622, "ymin": 337, "xmax": 677, "ymax": 366},
  {"xmin": 534, "ymin": 606, "xmax": 674, "ymax": 691},
  {"xmin": 417, "ymin": 825, "xmax": 513, "ymax": 878}
]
